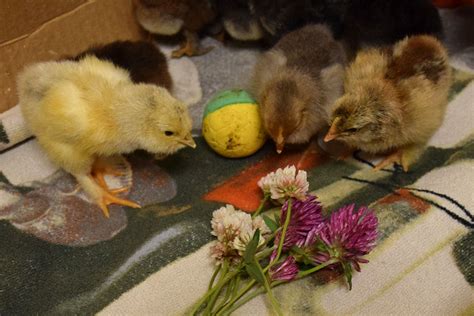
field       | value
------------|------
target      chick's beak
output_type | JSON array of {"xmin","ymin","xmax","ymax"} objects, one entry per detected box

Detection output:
[
  {"xmin": 179, "ymin": 134, "xmax": 197, "ymax": 148},
  {"xmin": 276, "ymin": 141, "xmax": 285, "ymax": 154},
  {"xmin": 324, "ymin": 117, "xmax": 341, "ymax": 143},
  {"xmin": 275, "ymin": 129, "xmax": 285, "ymax": 154}
]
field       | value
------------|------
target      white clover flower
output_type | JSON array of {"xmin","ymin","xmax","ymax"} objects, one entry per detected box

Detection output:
[
  {"xmin": 258, "ymin": 165, "xmax": 309, "ymax": 202},
  {"xmin": 210, "ymin": 205, "xmax": 271, "ymax": 261},
  {"xmin": 257, "ymin": 171, "xmax": 276, "ymax": 194},
  {"xmin": 252, "ymin": 216, "xmax": 271, "ymax": 236}
]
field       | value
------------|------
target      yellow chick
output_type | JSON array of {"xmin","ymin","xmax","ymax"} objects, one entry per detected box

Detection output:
[
  {"xmin": 324, "ymin": 35, "xmax": 452, "ymax": 171},
  {"xmin": 18, "ymin": 56, "xmax": 195, "ymax": 217}
]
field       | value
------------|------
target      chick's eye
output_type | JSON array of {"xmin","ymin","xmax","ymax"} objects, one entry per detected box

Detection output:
[
  {"xmin": 164, "ymin": 131, "xmax": 174, "ymax": 136},
  {"xmin": 346, "ymin": 128, "xmax": 358, "ymax": 133}
]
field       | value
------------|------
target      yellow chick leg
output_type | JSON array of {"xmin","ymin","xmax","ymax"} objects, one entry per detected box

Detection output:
[
  {"xmin": 76, "ymin": 173, "xmax": 140, "ymax": 218},
  {"xmin": 171, "ymin": 30, "xmax": 214, "ymax": 58},
  {"xmin": 400, "ymin": 144, "xmax": 425, "ymax": 172},
  {"xmin": 374, "ymin": 144, "xmax": 424, "ymax": 172},
  {"xmin": 91, "ymin": 157, "xmax": 127, "ymax": 192}
]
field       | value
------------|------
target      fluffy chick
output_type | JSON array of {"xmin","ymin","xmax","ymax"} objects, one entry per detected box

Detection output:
[
  {"xmin": 18, "ymin": 56, "xmax": 195, "ymax": 217},
  {"xmin": 252, "ymin": 24, "xmax": 346, "ymax": 153},
  {"xmin": 216, "ymin": 0, "xmax": 264, "ymax": 41},
  {"xmin": 73, "ymin": 40, "xmax": 173, "ymax": 90},
  {"xmin": 324, "ymin": 35, "xmax": 452, "ymax": 171},
  {"xmin": 135, "ymin": 0, "xmax": 217, "ymax": 58},
  {"xmin": 248, "ymin": 0, "xmax": 442, "ymax": 52},
  {"xmin": 248, "ymin": 0, "xmax": 342, "ymax": 45},
  {"xmin": 342, "ymin": 0, "xmax": 443, "ymax": 54}
]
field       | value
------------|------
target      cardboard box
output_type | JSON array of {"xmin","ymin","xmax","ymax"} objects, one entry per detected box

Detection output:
[{"xmin": 0, "ymin": 0, "xmax": 146, "ymax": 113}]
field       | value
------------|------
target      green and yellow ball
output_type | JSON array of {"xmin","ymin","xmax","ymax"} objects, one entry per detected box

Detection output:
[{"xmin": 202, "ymin": 89, "xmax": 266, "ymax": 158}]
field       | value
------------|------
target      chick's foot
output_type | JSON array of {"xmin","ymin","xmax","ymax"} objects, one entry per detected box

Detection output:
[
  {"xmin": 171, "ymin": 30, "xmax": 213, "ymax": 58},
  {"xmin": 90, "ymin": 157, "xmax": 141, "ymax": 217},
  {"xmin": 97, "ymin": 189, "xmax": 141, "ymax": 218},
  {"xmin": 91, "ymin": 157, "xmax": 127, "ymax": 192},
  {"xmin": 374, "ymin": 150, "xmax": 403, "ymax": 171}
]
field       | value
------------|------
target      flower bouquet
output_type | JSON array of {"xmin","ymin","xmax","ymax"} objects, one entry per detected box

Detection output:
[{"xmin": 190, "ymin": 166, "xmax": 378, "ymax": 315}]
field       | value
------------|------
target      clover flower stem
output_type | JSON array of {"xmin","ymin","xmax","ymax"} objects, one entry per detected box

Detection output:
[
  {"xmin": 220, "ymin": 260, "xmax": 340, "ymax": 315},
  {"xmin": 221, "ymin": 260, "xmax": 339, "ymax": 315},
  {"xmin": 208, "ymin": 264, "xmax": 222, "ymax": 290},
  {"xmin": 252, "ymin": 195, "xmax": 269, "ymax": 218},
  {"xmin": 266, "ymin": 199, "xmax": 292, "ymax": 273},
  {"xmin": 216, "ymin": 279, "xmax": 256, "ymax": 316},
  {"xmin": 296, "ymin": 259, "xmax": 339, "ymax": 278},
  {"xmin": 222, "ymin": 287, "xmax": 266, "ymax": 316},
  {"xmin": 205, "ymin": 259, "xmax": 229, "ymax": 314},
  {"xmin": 189, "ymin": 268, "xmax": 239, "ymax": 315},
  {"xmin": 231, "ymin": 274, "xmax": 241, "ymax": 302},
  {"xmin": 262, "ymin": 271, "xmax": 283, "ymax": 315},
  {"xmin": 256, "ymin": 245, "xmax": 276, "ymax": 261},
  {"xmin": 220, "ymin": 274, "xmax": 236, "ymax": 310},
  {"xmin": 214, "ymin": 273, "xmax": 240, "ymax": 314}
]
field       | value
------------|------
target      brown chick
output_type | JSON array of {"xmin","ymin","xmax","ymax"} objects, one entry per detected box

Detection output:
[
  {"xmin": 18, "ymin": 56, "xmax": 195, "ymax": 217},
  {"xmin": 72, "ymin": 40, "xmax": 173, "ymax": 90},
  {"xmin": 251, "ymin": 24, "xmax": 346, "ymax": 153},
  {"xmin": 135, "ymin": 0, "xmax": 217, "ymax": 58},
  {"xmin": 324, "ymin": 35, "xmax": 452, "ymax": 171}
]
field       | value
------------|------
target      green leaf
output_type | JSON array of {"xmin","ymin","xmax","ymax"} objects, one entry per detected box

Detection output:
[
  {"xmin": 263, "ymin": 215, "xmax": 278, "ymax": 232},
  {"xmin": 245, "ymin": 261, "xmax": 266, "ymax": 286},
  {"xmin": 342, "ymin": 261, "xmax": 353, "ymax": 290},
  {"xmin": 243, "ymin": 229, "xmax": 260, "ymax": 263},
  {"xmin": 274, "ymin": 214, "xmax": 281, "ymax": 226},
  {"xmin": 243, "ymin": 230, "xmax": 268, "ymax": 286}
]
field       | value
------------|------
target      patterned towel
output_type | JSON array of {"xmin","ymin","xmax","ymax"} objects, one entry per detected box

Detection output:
[
  {"xmin": 1, "ymin": 62, "xmax": 473, "ymax": 314},
  {"xmin": 2, "ymin": 12, "xmax": 474, "ymax": 313}
]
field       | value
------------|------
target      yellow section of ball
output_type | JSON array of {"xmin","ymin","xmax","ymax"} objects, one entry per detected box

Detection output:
[{"xmin": 202, "ymin": 103, "xmax": 266, "ymax": 158}]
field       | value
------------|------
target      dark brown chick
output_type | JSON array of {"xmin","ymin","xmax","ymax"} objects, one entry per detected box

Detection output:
[
  {"xmin": 216, "ymin": 0, "xmax": 263, "ymax": 41},
  {"xmin": 325, "ymin": 35, "xmax": 452, "ymax": 171},
  {"xmin": 252, "ymin": 24, "xmax": 346, "ymax": 153},
  {"xmin": 135, "ymin": 0, "xmax": 217, "ymax": 58},
  {"xmin": 73, "ymin": 40, "xmax": 172, "ymax": 90},
  {"xmin": 249, "ymin": 0, "xmax": 443, "ymax": 51}
]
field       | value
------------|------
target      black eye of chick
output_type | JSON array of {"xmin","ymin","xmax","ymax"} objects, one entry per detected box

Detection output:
[
  {"xmin": 346, "ymin": 128, "xmax": 358, "ymax": 133},
  {"xmin": 164, "ymin": 131, "xmax": 174, "ymax": 136}
]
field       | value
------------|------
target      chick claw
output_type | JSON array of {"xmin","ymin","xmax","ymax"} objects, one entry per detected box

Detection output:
[
  {"xmin": 91, "ymin": 158, "xmax": 140, "ymax": 217},
  {"xmin": 374, "ymin": 150, "xmax": 406, "ymax": 171},
  {"xmin": 97, "ymin": 190, "xmax": 140, "ymax": 218},
  {"xmin": 171, "ymin": 30, "xmax": 213, "ymax": 58},
  {"xmin": 171, "ymin": 42, "xmax": 213, "ymax": 58}
]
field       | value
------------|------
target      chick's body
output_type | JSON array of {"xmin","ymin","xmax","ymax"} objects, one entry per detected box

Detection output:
[
  {"xmin": 325, "ymin": 35, "xmax": 452, "ymax": 170},
  {"xmin": 252, "ymin": 24, "xmax": 346, "ymax": 153},
  {"xmin": 136, "ymin": 0, "xmax": 217, "ymax": 57},
  {"xmin": 73, "ymin": 40, "xmax": 173, "ymax": 90},
  {"xmin": 249, "ymin": 0, "xmax": 343, "ymax": 45},
  {"xmin": 342, "ymin": 0, "xmax": 443, "ymax": 52},
  {"xmin": 18, "ymin": 56, "xmax": 194, "ymax": 216},
  {"xmin": 249, "ymin": 0, "xmax": 442, "ymax": 54},
  {"xmin": 216, "ymin": 0, "xmax": 264, "ymax": 41}
]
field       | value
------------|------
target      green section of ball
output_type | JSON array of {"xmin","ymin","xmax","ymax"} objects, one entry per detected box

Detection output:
[{"xmin": 203, "ymin": 89, "xmax": 256, "ymax": 118}]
